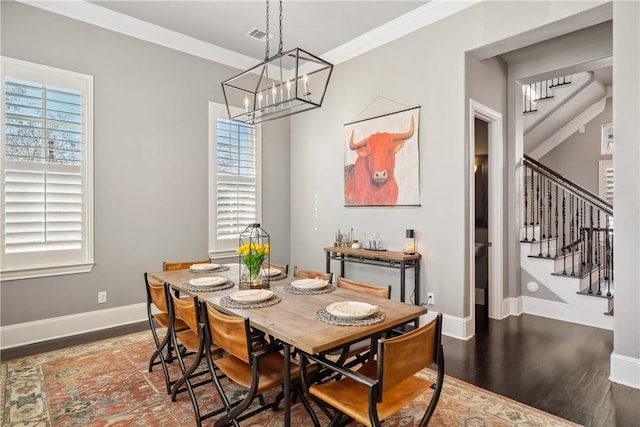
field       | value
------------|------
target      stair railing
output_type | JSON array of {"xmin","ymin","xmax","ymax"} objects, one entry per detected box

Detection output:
[
  {"xmin": 522, "ymin": 75, "xmax": 572, "ymax": 113},
  {"xmin": 522, "ymin": 155, "xmax": 613, "ymax": 298}
]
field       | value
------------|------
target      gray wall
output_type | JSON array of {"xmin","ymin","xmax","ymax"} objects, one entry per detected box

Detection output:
[
  {"xmin": 288, "ymin": 1, "xmax": 598, "ymax": 322},
  {"xmin": 0, "ymin": 2, "xmax": 290, "ymax": 326},
  {"xmin": 540, "ymin": 98, "xmax": 612, "ymax": 194}
]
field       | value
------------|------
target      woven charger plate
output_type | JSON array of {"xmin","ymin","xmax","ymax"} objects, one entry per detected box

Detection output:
[
  {"xmin": 219, "ymin": 294, "xmax": 281, "ymax": 309},
  {"xmin": 315, "ymin": 307, "xmax": 385, "ymax": 326},
  {"xmin": 181, "ymin": 281, "xmax": 234, "ymax": 292},
  {"xmin": 284, "ymin": 283, "xmax": 336, "ymax": 295}
]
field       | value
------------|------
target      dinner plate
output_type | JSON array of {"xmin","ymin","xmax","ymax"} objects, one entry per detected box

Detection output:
[
  {"xmin": 326, "ymin": 301, "xmax": 379, "ymax": 319},
  {"xmin": 189, "ymin": 276, "xmax": 227, "ymax": 287},
  {"xmin": 190, "ymin": 263, "xmax": 220, "ymax": 271},
  {"xmin": 261, "ymin": 267, "xmax": 282, "ymax": 277},
  {"xmin": 291, "ymin": 278, "xmax": 328, "ymax": 290},
  {"xmin": 230, "ymin": 289, "xmax": 274, "ymax": 304}
]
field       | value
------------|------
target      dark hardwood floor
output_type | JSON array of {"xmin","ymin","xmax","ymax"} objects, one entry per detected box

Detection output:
[{"xmin": 443, "ymin": 307, "xmax": 640, "ymax": 426}]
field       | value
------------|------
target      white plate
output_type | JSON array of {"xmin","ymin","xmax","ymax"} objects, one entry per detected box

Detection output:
[
  {"xmin": 230, "ymin": 289, "xmax": 274, "ymax": 304},
  {"xmin": 326, "ymin": 301, "xmax": 379, "ymax": 319},
  {"xmin": 261, "ymin": 267, "xmax": 282, "ymax": 277},
  {"xmin": 190, "ymin": 263, "xmax": 220, "ymax": 271},
  {"xmin": 189, "ymin": 276, "xmax": 227, "ymax": 287},
  {"xmin": 291, "ymin": 278, "xmax": 328, "ymax": 290}
]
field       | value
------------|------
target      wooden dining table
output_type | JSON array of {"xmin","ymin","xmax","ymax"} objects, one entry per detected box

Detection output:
[{"xmin": 151, "ymin": 266, "xmax": 427, "ymax": 427}]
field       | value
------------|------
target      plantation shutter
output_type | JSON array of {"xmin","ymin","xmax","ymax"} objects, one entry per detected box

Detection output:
[
  {"xmin": 1, "ymin": 57, "xmax": 94, "ymax": 279},
  {"xmin": 209, "ymin": 103, "xmax": 261, "ymax": 256}
]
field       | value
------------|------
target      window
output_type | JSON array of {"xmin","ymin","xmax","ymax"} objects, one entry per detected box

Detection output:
[
  {"xmin": 1, "ymin": 57, "xmax": 94, "ymax": 280},
  {"xmin": 208, "ymin": 103, "xmax": 261, "ymax": 257}
]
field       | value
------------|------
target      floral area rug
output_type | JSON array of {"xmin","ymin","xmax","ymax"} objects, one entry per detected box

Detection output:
[{"xmin": 1, "ymin": 330, "xmax": 580, "ymax": 426}]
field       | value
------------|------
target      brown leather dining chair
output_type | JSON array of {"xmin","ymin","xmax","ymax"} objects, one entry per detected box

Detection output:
[
  {"xmin": 300, "ymin": 313, "xmax": 445, "ymax": 427},
  {"xmin": 143, "ymin": 272, "xmax": 189, "ymax": 394},
  {"xmin": 329, "ymin": 277, "xmax": 392, "ymax": 368},
  {"xmin": 163, "ymin": 259, "xmax": 211, "ymax": 271},
  {"xmin": 167, "ymin": 291, "xmax": 224, "ymax": 426},
  {"xmin": 293, "ymin": 266, "xmax": 333, "ymax": 283},
  {"xmin": 201, "ymin": 303, "xmax": 318, "ymax": 427}
]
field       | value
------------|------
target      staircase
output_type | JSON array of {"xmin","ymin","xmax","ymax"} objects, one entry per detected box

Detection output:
[{"xmin": 520, "ymin": 155, "xmax": 613, "ymax": 330}]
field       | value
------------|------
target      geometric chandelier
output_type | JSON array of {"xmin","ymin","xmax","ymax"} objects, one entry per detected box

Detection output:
[{"xmin": 222, "ymin": 0, "xmax": 333, "ymax": 125}]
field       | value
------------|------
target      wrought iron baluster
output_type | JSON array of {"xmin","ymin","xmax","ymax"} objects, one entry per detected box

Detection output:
[
  {"xmin": 605, "ymin": 215, "xmax": 612, "ymax": 297},
  {"xmin": 523, "ymin": 166, "xmax": 528, "ymax": 241},
  {"xmin": 579, "ymin": 199, "xmax": 584, "ymax": 274},
  {"xmin": 597, "ymin": 210, "xmax": 602, "ymax": 295},
  {"xmin": 587, "ymin": 205, "xmax": 593, "ymax": 294},
  {"xmin": 531, "ymin": 169, "xmax": 535, "ymax": 227},
  {"xmin": 555, "ymin": 185, "xmax": 559, "ymax": 258},
  {"xmin": 562, "ymin": 189, "xmax": 567, "ymax": 275},
  {"xmin": 539, "ymin": 175, "xmax": 544, "ymax": 257},
  {"xmin": 570, "ymin": 194, "xmax": 575, "ymax": 276},
  {"xmin": 536, "ymin": 172, "xmax": 540, "ymax": 226},
  {"xmin": 547, "ymin": 180, "xmax": 552, "ymax": 257}
]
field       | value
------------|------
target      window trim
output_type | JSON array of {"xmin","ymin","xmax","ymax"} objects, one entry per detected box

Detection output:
[
  {"xmin": 208, "ymin": 102, "xmax": 261, "ymax": 259},
  {"xmin": 0, "ymin": 57, "xmax": 94, "ymax": 281}
]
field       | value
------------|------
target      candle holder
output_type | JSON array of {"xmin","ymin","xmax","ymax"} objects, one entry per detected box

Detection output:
[{"xmin": 404, "ymin": 229, "xmax": 415, "ymax": 254}]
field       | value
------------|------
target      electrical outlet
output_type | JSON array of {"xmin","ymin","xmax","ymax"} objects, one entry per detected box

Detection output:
[
  {"xmin": 98, "ymin": 291, "xmax": 107, "ymax": 304},
  {"xmin": 427, "ymin": 292, "xmax": 435, "ymax": 305}
]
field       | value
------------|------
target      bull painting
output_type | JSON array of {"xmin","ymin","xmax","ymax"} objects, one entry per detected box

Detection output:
[{"xmin": 344, "ymin": 108, "xmax": 419, "ymax": 206}]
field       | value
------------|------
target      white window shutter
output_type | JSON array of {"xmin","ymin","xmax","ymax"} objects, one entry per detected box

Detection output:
[
  {"xmin": 1, "ymin": 57, "xmax": 94, "ymax": 280},
  {"xmin": 208, "ymin": 103, "xmax": 261, "ymax": 257}
]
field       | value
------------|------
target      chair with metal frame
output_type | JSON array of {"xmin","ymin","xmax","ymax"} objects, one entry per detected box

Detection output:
[
  {"xmin": 300, "ymin": 313, "xmax": 444, "ymax": 427},
  {"xmin": 328, "ymin": 277, "xmax": 392, "ymax": 369},
  {"xmin": 293, "ymin": 266, "xmax": 333, "ymax": 283},
  {"xmin": 167, "ymin": 290, "xmax": 224, "ymax": 426},
  {"xmin": 144, "ymin": 272, "xmax": 189, "ymax": 394},
  {"xmin": 201, "ymin": 303, "xmax": 318, "ymax": 427},
  {"xmin": 163, "ymin": 259, "xmax": 211, "ymax": 271}
]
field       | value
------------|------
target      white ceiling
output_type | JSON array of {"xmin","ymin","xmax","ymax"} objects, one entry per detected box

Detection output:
[{"xmin": 90, "ymin": 1, "xmax": 429, "ymax": 61}]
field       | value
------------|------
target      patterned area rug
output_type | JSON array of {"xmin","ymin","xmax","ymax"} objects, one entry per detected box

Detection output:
[{"xmin": 1, "ymin": 330, "xmax": 579, "ymax": 426}]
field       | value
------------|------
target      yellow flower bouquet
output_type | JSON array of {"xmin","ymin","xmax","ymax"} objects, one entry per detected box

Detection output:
[{"xmin": 237, "ymin": 242, "xmax": 270, "ymax": 285}]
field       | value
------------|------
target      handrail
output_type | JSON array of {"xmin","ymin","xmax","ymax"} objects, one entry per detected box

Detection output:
[{"xmin": 523, "ymin": 154, "xmax": 613, "ymax": 216}]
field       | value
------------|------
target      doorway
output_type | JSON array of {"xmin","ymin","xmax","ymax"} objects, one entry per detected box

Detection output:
[
  {"xmin": 469, "ymin": 99, "xmax": 504, "ymax": 336},
  {"xmin": 474, "ymin": 118, "xmax": 490, "ymax": 330}
]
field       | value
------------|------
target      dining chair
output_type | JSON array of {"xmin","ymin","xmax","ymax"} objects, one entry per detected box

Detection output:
[
  {"xmin": 329, "ymin": 277, "xmax": 392, "ymax": 369},
  {"xmin": 300, "ymin": 313, "xmax": 445, "ymax": 427},
  {"xmin": 144, "ymin": 272, "xmax": 189, "ymax": 394},
  {"xmin": 167, "ymin": 291, "xmax": 224, "ymax": 426},
  {"xmin": 262, "ymin": 261, "xmax": 289, "ymax": 276},
  {"xmin": 201, "ymin": 303, "xmax": 318, "ymax": 427},
  {"xmin": 163, "ymin": 259, "xmax": 211, "ymax": 271},
  {"xmin": 293, "ymin": 266, "xmax": 333, "ymax": 283}
]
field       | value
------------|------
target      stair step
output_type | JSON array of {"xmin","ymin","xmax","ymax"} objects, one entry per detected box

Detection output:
[
  {"xmin": 551, "ymin": 263, "xmax": 599, "ymax": 280},
  {"xmin": 604, "ymin": 307, "xmax": 614, "ymax": 316}
]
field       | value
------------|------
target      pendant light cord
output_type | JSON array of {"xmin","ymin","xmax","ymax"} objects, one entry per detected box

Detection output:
[
  {"xmin": 265, "ymin": 0, "xmax": 269, "ymax": 60},
  {"xmin": 279, "ymin": 0, "xmax": 283, "ymax": 54}
]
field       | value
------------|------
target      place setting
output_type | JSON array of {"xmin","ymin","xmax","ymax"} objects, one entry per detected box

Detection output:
[
  {"xmin": 261, "ymin": 267, "xmax": 287, "ymax": 281},
  {"xmin": 219, "ymin": 288, "xmax": 281, "ymax": 309},
  {"xmin": 181, "ymin": 276, "xmax": 234, "ymax": 292},
  {"xmin": 285, "ymin": 278, "xmax": 336, "ymax": 295},
  {"xmin": 315, "ymin": 301, "xmax": 384, "ymax": 326},
  {"xmin": 188, "ymin": 263, "xmax": 230, "ymax": 273}
]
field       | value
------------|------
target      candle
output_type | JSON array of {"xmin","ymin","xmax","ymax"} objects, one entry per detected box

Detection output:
[
  {"xmin": 244, "ymin": 96, "xmax": 249, "ymax": 113},
  {"xmin": 303, "ymin": 73, "xmax": 309, "ymax": 95},
  {"xmin": 286, "ymin": 79, "xmax": 292, "ymax": 99},
  {"xmin": 271, "ymin": 84, "xmax": 277, "ymax": 105},
  {"xmin": 258, "ymin": 92, "xmax": 263, "ymax": 109}
]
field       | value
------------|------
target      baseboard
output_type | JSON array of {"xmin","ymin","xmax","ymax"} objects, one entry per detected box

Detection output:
[
  {"xmin": 610, "ymin": 352, "xmax": 640, "ymax": 389},
  {"xmin": 504, "ymin": 296, "xmax": 523, "ymax": 317},
  {"xmin": 441, "ymin": 313, "xmax": 474, "ymax": 341},
  {"xmin": 0, "ymin": 303, "xmax": 147, "ymax": 350},
  {"xmin": 521, "ymin": 295, "xmax": 613, "ymax": 330}
]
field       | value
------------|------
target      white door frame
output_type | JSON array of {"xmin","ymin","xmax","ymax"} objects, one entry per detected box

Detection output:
[{"xmin": 469, "ymin": 99, "xmax": 504, "ymax": 326}]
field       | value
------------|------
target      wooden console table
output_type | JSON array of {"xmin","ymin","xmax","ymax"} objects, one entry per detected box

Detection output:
[{"xmin": 324, "ymin": 246, "xmax": 421, "ymax": 306}]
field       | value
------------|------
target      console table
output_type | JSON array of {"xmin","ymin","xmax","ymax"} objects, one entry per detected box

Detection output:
[{"xmin": 323, "ymin": 246, "xmax": 421, "ymax": 306}]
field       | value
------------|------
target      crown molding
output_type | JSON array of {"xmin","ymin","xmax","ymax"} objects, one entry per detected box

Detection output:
[
  {"xmin": 17, "ymin": 0, "xmax": 259, "ymax": 70},
  {"xmin": 323, "ymin": 0, "xmax": 481, "ymax": 65},
  {"xmin": 17, "ymin": 0, "xmax": 481, "ymax": 70}
]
